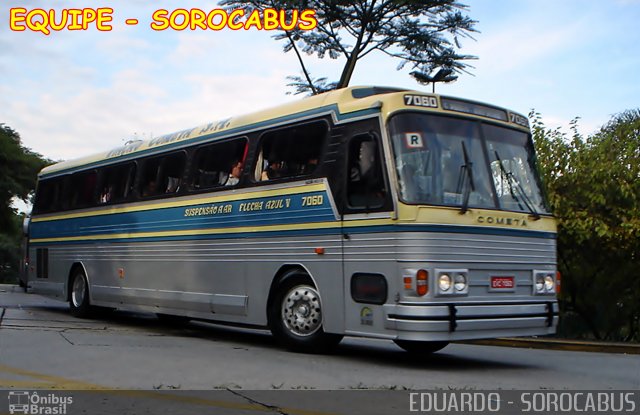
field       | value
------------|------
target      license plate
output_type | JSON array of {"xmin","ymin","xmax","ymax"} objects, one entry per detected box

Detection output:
[{"xmin": 491, "ymin": 276, "xmax": 514, "ymax": 289}]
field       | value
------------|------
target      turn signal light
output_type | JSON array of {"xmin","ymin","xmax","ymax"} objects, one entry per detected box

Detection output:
[
  {"xmin": 416, "ymin": 269, "xmax": 428, "ymax": 296},
  {"xmin": 556, "ymin": 271, "xmax": 561, "ymax": 294}
]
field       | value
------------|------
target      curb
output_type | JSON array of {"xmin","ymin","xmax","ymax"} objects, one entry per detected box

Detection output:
[
  {"xmin": 0, "ymin": 284, "xmax": 23, "ymax": 293},
  {"xmin": 460, "ymin": 338, "xmax": 640, "ymax": 355}
]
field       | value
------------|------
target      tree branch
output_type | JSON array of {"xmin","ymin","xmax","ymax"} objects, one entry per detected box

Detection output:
[{"xmin": 283, "ymin": 31, "xmax": 317, "ymax": 94}]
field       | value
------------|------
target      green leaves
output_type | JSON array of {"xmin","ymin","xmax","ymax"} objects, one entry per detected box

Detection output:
[
  {"xmin": 0, "ymin": 124, "xmax": 50, "ymax": 282},
  {"xmin": 532, "ymin": 110, "xmax": 640, "ymax": 341},
  {"xmin": 0, "ymin": 125, "xmax": 48, "ymax": 203},
  {"xmin": 221, "ymin": 0, "xmax": 476, "ymax": 94}
]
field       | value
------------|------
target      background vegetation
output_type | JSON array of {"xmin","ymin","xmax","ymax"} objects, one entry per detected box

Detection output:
[
  {"xmin": 532, "ymin": 110, "xmax": 640, "ymax": 342},
  {"xmin": 0, "ymin": 124, "xmax": 50, "ymax": 283}
]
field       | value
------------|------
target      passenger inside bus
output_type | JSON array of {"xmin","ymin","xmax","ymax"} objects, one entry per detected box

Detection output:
[
  {"xmin": 99, "ymin": 186, "xmax": 113, "ymax": 204},
  {"xmin": 224, "ymin": 161, "xmax": 243, "ymax": 186},
  {"xmin": 299, "ymin": 157, "xmax": 318, "ymax": 175},
  {"xmin": 142, "ymin": 180, "xmax": 157, "ymax": 197},
  {"xmin": 261, "ymin": 160, "xmax": 284, "ymax": 181},
  {"xmin": 348, "ymin": 138, "xmax": 385, "ymax": 208},
  {"xmin": 165, "ymin": 177, "xmax": 181, "ymax": 193}
]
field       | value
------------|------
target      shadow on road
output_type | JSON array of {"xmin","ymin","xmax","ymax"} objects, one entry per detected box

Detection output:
[{"xmin": 334, "ymin": 340, "xmax": 532, "ymax": 371}]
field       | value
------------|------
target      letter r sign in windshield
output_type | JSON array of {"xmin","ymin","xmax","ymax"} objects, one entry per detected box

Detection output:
[{"xmin": 405, "ymin": 132, "xmax": 424, "ymax": 149}]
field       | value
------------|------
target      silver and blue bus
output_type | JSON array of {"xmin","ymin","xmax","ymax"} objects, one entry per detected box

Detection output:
[{"xmin": 25, "ymin": 86, "xmax": 558, "ymax": 353}]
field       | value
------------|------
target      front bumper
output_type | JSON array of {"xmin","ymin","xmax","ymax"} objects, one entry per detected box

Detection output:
[{"xmin": 384, "ymin": 301, "xmax": 558, "ymax": 341}]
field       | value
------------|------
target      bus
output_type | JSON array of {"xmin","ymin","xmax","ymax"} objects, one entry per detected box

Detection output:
[
  {"xmin": 25, "ymin": 86, "xmax": 558, "ymax": 353},
  {"xmin": 8, "ymin": 391, "xmax": 30, "ymax": 414}
]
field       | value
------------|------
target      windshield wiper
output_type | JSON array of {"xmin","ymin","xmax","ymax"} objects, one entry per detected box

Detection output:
[
  {"xmin": 494, "ymin": 151, "xmax": 541, "ymax": 220},
  {"xmin": 456, "ymin": 141, "xmax": 475, "ymax": 214}
]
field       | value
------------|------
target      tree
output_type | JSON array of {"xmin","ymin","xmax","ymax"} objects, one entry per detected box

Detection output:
[
  {"xmin": 221, "ymin": 0, "xmax": 476, "ymax": 94},
  {"xmin": 0, "ymin": 124, "xmax": 50, "ymax": 282},
  {"xmin": 531, "ymin": 110, "xmax": 640, "ymax": 342}
]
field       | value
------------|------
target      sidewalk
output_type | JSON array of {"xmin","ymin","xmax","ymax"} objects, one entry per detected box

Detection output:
[{"xmin": 0, "ymin": 283, "xmax": 24, "ymax": 293}]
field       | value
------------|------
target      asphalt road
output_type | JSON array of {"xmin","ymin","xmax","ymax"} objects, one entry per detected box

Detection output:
[{"xmin": 1, "ymin": 285, "xmax": 639, "ymax": 414}]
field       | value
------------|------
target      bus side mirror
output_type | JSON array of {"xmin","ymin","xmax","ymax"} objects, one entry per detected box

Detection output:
[{"xmin": 23, "ymin": 217, "xmax": 30, "ymax": 236}]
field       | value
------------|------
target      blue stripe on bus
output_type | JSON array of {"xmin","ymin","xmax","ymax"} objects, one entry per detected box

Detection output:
[
  {"xmin": 398, "ymin": 224, "xmax": 556, "ymax": 239},
  {"xmin": 30, "ymin": 191, "xmax": 334, "ymax": 240}
]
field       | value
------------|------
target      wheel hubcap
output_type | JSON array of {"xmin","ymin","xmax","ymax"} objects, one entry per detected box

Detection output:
[
  {"xmin": 72, "ymin": 275, "xmax": 86, "ymax": 307},
  {"xmin": 281, "ymin": 285, "xmax": 322, "ymax": 337}
]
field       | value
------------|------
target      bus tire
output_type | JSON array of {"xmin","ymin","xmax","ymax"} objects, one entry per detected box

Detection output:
[
  {"xmin": 268, "ymin": 273, "xmax": 342, "ymax": 353},
  {"xmin": 393, "ymin": 340, "xmax": 449, "ymax": 354},
  {"xmin": 69, "ymin": 268, "xmax": 92, "ymax": 318}
]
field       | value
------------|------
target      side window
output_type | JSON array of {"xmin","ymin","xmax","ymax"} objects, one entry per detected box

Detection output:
[
  {"xmin": 347, "ymin": 134, "xmax": 387, "ymax": 210},
  {"xmin": 254, "ymin": 121, "xmax": 326, "ymax": 182},
  {"xmin": 140, "ymin": 152, "xmax": 186, "ymax": 198},
  {"xmin": 98, "ymin": 162, "xmax": 136, "ymax": 204},
  {"xmin": 190, "ymin": 138, "xmax": 247, "ymax": 191},
  {"xmin": 33, "ymin": 178, "xmax": 63, "ymax": 214},
  {"xmin": 67, "ymin": 170, "xmax": 97, "ymax": 209}
]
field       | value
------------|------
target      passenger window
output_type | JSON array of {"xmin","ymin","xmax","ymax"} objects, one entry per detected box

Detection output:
[
  {"xmin": 98, "ymin": 163, "xmax": 136, "ymax": 204},
  {"xmin": 33, "ymin": 178, "xmax": 64, "ymax": 214},
  {"xmin": 140, "ymin": 152, "xmax": 186, "ymax": 198},
  {"xmin": 254, "ymin": 121, "xmax": 326, "ymax": 182},
  {"xmin": 68, "ymin": 170, "xmax": 97, "ymax": 209},
  {"xmin": 347, "ymin": 134, "xmax": 386, "ymax": 210},
  {"xmin": 190, "ymin": 139, "xmax": 247, "ymax": 191}
]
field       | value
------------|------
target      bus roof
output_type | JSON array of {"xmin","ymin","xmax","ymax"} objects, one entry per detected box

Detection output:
[{"xmin": 39, "ymin": 86, "xmax": 529, "ymax": 178}]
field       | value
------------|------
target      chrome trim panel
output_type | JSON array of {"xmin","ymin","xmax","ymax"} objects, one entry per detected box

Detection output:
[{"xmin": 383, "ymin": 301, "xmax": 558, "ymax": 340}]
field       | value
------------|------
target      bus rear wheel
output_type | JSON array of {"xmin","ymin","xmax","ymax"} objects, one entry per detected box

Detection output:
[
  {"xmin": 394, "ymin": 340, "xmax": 449, "ymax": 354},
  {"xmin": 268, "ymin": 273, "xmax": 342, "ymax": 353},
  {"xmin": 69, "ymin": 268, "xmax": 92, "ymax": 318}
]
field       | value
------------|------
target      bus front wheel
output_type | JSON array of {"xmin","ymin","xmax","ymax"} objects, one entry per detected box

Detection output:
[
  {"xmin": 69, "ymin": 268, "xmax": 92, "ymax": 318},
  {"xmin": 394, "ymin": 340, "xmax": 449, "ymax": 354},
  {"xmin": 268, "ymin": 273, "xmax": 342, "ymax": 353}
]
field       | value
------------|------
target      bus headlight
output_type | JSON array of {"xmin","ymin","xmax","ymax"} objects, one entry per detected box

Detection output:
[
  {"xmin": 533, "ymin": 271, "xmax": 556, "ymax": 295},
  {"xmin": 454, "ymin": 273, "xmax": 467, "ymax": 292},
  {"xmin": 436, "ymin": 269, "xmax": 468, "ymax": 295},
  {"xmin": 544, "ymin": 275, "xmax": 555, "ymax": 293},
  {"xmin": 438, "ymin": 274, "xmax": 451, "ymax": 292}
]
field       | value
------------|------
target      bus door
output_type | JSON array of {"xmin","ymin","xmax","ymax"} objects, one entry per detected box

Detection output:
[{"xmin": 341, "ymin": 133, "xmax": 395, "ymax": 335}]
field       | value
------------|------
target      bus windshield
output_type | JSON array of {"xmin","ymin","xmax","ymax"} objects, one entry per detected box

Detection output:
[{"xmin": 389, "ymin": 113, "xmax": 549, "ymax": 214}]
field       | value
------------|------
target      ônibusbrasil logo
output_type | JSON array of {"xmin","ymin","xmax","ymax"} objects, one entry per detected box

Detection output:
[{"xmin": 8, "ymin": 391, "xmax": 73, "ymax": 415}]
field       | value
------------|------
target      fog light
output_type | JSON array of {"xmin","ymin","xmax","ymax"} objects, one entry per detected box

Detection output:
[
  {"xmin": 438, "ymin": 274, "xmax": 451, "ymax": 292},
  {"xmin": 454, "ymin": 273, "xmax": 467, "ymax": 291}
]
